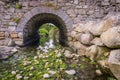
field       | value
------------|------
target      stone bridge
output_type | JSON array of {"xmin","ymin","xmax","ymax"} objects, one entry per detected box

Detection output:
[
  {"xmin": 0, "ymin": 0, "xmax": 120, "ymax": 79},
  {"xmin": 0, "ymin": 0, "xmax": 119, "ymax": 47}
]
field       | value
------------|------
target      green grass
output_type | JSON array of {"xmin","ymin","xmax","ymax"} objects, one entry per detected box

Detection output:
[{"xmin": 0, "ymin": 47, "xmax": 75, "ymax": 80}]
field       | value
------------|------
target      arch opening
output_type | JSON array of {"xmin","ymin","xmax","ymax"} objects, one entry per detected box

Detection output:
[
  {"xmin": 39, "ymin": 23, "xmax": 59, "ymax": 46},
  {"xmin": 22, "ymin": 13, "xmax": 69, "ymax": 47}
]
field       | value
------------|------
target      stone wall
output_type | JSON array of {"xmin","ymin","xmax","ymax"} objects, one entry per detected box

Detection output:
[
  {"xmin": 0, "ymin": 0, "xmax": 120, "ymax": 79},
  {"xmin": 0, "ymin": 0, "xmax": 120, "ymax": 46},
  {"xmin": 68, "ymin": 13, "xmax": 120, "ymax": 79}
]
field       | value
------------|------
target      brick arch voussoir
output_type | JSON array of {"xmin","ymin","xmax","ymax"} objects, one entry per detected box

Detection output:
[{"xmin": 17, "ymin": 7, "xmax": 73, "ymax": 32}]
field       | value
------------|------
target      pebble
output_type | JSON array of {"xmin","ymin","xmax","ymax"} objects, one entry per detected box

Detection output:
[
  {"xmin": 43, "ymin": 74, "xmax": 50, "ymax": 78},
  {"xmin": 65, "ymin": 69, "xmax": 76, "ymax": 75}
]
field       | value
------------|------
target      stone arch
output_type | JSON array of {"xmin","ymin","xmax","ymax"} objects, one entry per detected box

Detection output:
[{"xmin": 16, "ymin": 7, "xmax": 73, "ymax": 47}]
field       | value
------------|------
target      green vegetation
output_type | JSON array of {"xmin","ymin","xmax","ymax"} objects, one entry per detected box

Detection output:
[
  {"xmin": 15, "ymin": 3, "xmax": 22, "ymax": 9},
  {"xmin": 0, "ymin": 46, "xmax": 75, "ymax": 80},
  {"xmin": 39, "ymin": 23, "xmax": 59, "ymax": 46},
  {"xmin": 11, "ymin": 18, "xmax": 21, "ymax": 23},
  {"xmin": 44, "ymin": 2, "xmax": 59, "ymax": 10}
]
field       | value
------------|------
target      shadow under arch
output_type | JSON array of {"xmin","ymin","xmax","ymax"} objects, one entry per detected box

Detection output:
[{"xmin": 16, "ymin": 7, "xmax": 73, "ymax": 47}]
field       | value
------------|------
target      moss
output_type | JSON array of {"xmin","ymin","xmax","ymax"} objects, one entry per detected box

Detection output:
[
  {"xmin": 11, "ymin": 18, "xmax": 21, "ymax": 23},
  {"xmin": 53, "ymin": 5, "xmax": 59, "ymax": 10},
  {"xmin": 44, "ymin": 2, "xmax": 59, "ymax": 10},
  {"xmin": 15, "ymin": 3, "xmax": 22, "ymax": 9},
  {"xmin": 44, "ymin": 2, "xmax": 53, "ymax": 7}
]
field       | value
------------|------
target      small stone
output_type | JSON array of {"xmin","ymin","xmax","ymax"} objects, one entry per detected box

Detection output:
[
  {"xmin": 30, "ymin": 66, "xmax": 34, "ymax": 70},
  {"xmin": 24, "ymin": 76, "xmax": 29, "ymax": 80},
  {"xmin": 48, "ymin": 70, "xmax": 56, "ymax": 76},
  {"xmin": 43, "ymin": 74, "xmax": 50, "ymax": 78},
  {"xmin": 11, "ymin": 71, "xmax": 16, "ymax": 75},
  {"xmin": 16, "ymin": 74, "xmax": 22, "ymax": 79},
  {"xmin": 57, "ymin": 53, "xmax": 62, "ymax": 57},
  {"xmin": 34, "ymin": 56, "xmax": 37, "ymax": 59},
  {"xmin": 29, "ymin": 73, "xmax": 33, "ymax": 76},
  {"xmin": 96, "ymin": 69, "xmax": 102, "ymax": 76},
  {"xmin": 23, "ymin": 61, "xmax": 31, "ymax": 66},
  {"xmin": 65, "ymin": 69, "xmax": 76, "ymax": 75}
]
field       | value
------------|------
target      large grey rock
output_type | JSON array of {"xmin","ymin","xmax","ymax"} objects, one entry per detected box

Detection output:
[
  {"xmin": 108, "ymin": 50, "xmax": 120, "ymax": 80},
  {"xmin": 89, "ymin": 14, "xmax": 119, "ymax": 36},
  {"xmin": 101, "ymin": 27, "xmax": 120, "ymax": 48}
]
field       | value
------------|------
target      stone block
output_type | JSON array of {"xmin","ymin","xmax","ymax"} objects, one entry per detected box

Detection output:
[
  {"xmin": 4, "ymin": 15, "xmax": 11, "ymax": 20},
  {"xmin": 18, "ymin": 32, "xmax": 23, "ymax": 38},
  {"xmin": 8, "ymin": 7, "xmax": 15, "ymax": 13},
  {"xmin": 0, "ymin": 31, "xmax": 5, "ymax": 37},
  {"xmin": 9, "ymin": 22, "xmax": 17, "ymax": 26},
  {"xmin": 29, "ymin": 1, "xmax": 40, "ymax": 7},
  {"xmin": 101, "ymin": 1, "xmax": 110, "ymax": 6},
  {"xmin": 74, "ymin": 0, "xmax": 79, "ymax": 4},
  {"xmin": 10, "ymin": 32, "xmax": 18, "ymax": 38},
  {"xmin": 78, "ymin": 9, "xmax": 86, "ymax": 15},
  {"xmin": 8, "ymin": 26, "xmax": 16, "ymax": 32}
]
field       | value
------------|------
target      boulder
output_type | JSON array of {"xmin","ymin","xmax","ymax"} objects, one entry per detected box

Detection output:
[
  {"xmin": 89, "ymin": 14, "xmax": 118, "ymax": 36},
  {"xmin": 85, "ymin": 45, "xmax": 110, "ymax": 60},
  {"xmin": 101, "ymin": 27, "xmax": 120, "ymax": 48},
  {"xmin": 108, "ymin": 50, "xmax": 120, "ymax": 80},
  {"xmin": 91, "ymin": 37, "xmax": 104, "ymax": 46},
  {"xmin": 80, "ymin": 33, "xmax": 93, "ymax": 45}
]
